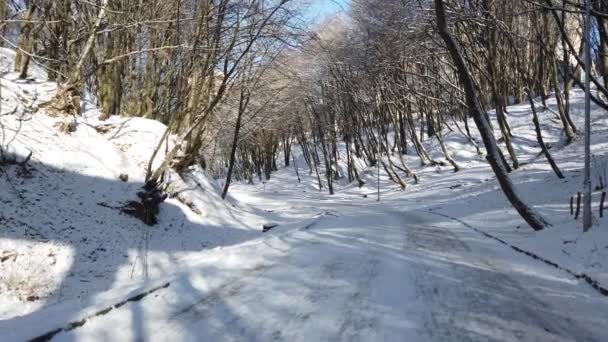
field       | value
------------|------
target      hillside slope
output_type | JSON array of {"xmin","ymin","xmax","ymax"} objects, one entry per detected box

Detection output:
[{"xmin": 0, "ymin": 48, "xmax": 268, "ymax": 319}]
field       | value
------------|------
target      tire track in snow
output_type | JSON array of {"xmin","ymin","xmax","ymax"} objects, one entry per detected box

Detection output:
[{"xmin": 336, "ymin": 257, "xmax": 380, "ymax": 342}]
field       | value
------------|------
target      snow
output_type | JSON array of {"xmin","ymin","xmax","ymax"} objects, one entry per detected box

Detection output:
[
  {"xmin": 4, "ymin": 201, "xmax": 607, "ymax": 341},
  {"xmin": 0, "ymin": 47, "xmax": 267, "ymax": 321},
  {"xmin": 1, "ymin": 46, "xmax": 608, "ymax": 341},
  {"xmin": 392, "ymin": 92, "xmax": 608, "ymax": 287}
]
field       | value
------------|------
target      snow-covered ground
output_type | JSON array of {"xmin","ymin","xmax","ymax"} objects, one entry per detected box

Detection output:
[
  {"xmin": 235, "ymin": 86, "xmax": 608, "ymax": 287},
  {"xmin": 1, "ymin": 46, "xmax": 608, "ymax": 341},
  {"xmin": 4, "ymin": 191, "xmax": 607, "ymax": 341},
  {"xmin": 0, "ymin": 48, "xmax": 269, "ymax": 320},
  {"xmin": 390, "ymin": 91, "xmax": 608, "ymax": 288}
]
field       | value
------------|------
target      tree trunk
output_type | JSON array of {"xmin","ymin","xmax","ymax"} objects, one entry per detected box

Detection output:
[
  {"xmin": 525, "ymin": 88, "xmax": 565, "ymax": 179},
  {"xmin": 222, "ymin": 91, "xmax": 247, "ymax": 199},
  {"xmin": 0, "ymin": 0, "xmax": 6, "ymax": 48},
  {"xmin": 434, "ymin": 0, "xmax": 548, "ymax": 231},
  {"xmin": 15, "ymin": 4, "xmax": 36, "ymax": 78}
]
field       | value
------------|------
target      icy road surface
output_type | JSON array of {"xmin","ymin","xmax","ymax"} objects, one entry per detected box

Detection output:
[{"xmin": 42, "ymin": 201, "xmax": 608, "ymax": 342}]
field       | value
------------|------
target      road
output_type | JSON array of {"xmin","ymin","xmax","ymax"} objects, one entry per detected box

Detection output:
[{"xmin": 54, "ymin": 204, "xmax": 608, "ymax": 342}]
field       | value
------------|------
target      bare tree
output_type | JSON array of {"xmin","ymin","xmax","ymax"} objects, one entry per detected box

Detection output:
[{"xmin": 434, "ymin": 0, "xmax": 549, "ymax": 231}]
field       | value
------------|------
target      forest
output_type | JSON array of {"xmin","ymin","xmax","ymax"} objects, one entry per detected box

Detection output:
[{"xmin": 1, "ymin": 0, "xmax": 608, "ymax": 341}]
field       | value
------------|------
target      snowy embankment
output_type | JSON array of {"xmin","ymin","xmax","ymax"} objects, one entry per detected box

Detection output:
[
  {"xmin": 0, "ymin": 47, "xmax": 273, "ymax": 320},
  {"xmin": 396, "ymin": 90, "xmax": 608, "ymax": 288}
]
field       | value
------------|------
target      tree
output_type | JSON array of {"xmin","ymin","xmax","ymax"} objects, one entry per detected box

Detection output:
[
  {"xmin": 433, "ymin": 0, "xmax": 549, "ymax": 231},
  {"xmin": 583, "ymin": 0, "xmax": 592, "ymax": 231}
]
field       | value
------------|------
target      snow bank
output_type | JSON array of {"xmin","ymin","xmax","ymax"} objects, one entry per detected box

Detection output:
[{"xmin": 0, "ymin": 48, "xmax": 267, "ymax": 320}]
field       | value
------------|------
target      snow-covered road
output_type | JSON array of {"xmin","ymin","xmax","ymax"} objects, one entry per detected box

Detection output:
[{"xmin": 41, "ymin": 202, "xmax": 607, "ymax": 342}]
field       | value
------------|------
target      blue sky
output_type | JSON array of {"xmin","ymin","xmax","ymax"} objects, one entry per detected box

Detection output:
[{"xmin": 305, "ymin": 0, "xmax": 348, "ymax": 21}]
